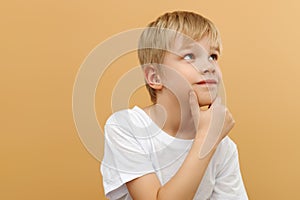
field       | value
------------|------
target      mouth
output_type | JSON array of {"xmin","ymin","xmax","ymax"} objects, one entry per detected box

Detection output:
[{"xmin": 197, "ymin": 79, "xmax": 218, "ymax": 85}]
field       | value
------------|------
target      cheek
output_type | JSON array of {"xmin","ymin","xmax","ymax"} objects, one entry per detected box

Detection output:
[
  {"xmin": 177, "ymin": 67, "xmax": 199, "ymax": 82},
  {"xmin": 216, "ymin": 65, "xmax": 223, "ymax": 79},
  {"xmin": 160, "ymin": 66, "xmax": 194, "ymax": 98},
  {"xmin": 167, "ymin": 66, "xmax": 196, "ymax": 84}
]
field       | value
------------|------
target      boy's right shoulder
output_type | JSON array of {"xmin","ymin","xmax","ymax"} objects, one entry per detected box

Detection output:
[
  {"xmin": 105, "ymin": 108, "xmax": 134, "ymax": 125},
  {"xmin": 105, "ymin": 106, "xmax": 151, "ymax": 127},
  {"xmin": 104, "ymin": 106, "xmax": 157, "ymax": 138}
]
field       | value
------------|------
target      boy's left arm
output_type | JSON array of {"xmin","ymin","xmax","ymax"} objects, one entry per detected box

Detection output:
[{"xmin": 210, "ymin": 144, "xmax": 248, "ymax": 200}]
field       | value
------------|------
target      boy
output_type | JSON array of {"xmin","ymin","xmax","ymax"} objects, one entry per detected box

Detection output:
[{"xmin": 101, "ymin": 11, "xmax": 248, "ymax": 199}]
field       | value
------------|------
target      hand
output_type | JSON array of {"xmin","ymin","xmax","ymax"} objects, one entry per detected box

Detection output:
[{"xmin": 189, "ymin": 91, "xmax": 235, "ymax": 158}]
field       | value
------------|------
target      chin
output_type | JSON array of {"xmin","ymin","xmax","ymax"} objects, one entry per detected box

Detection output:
[
  {"xmin": 194, "ymin": 86, "xmax": 218, "ymax": 107},
  {"xmin": 197, "ymin": 94, "xmax": 217, "ymax": 107},
  {"xmin": 199, "ymin": 100, "xmax": 212, "ymax": 107}
]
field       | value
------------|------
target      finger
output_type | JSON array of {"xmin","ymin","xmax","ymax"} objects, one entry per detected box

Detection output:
[
  {"xmin": 210, "ymin": 96, "xmax": 221, "ymax": 109},
  {"xmin": 189, "ymin": 91, "xmax": 200, "ymax": 129}
]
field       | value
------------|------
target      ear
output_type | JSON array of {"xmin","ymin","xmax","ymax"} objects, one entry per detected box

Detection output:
[{"xmin": 143, "ymin": 65, "xmax": 163, "ymax": 90}]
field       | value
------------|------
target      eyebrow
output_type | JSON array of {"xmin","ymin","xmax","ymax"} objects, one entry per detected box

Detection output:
[
  {"xmin": 211, "ymin": 46, "xmax": 220, "ymax": 53},
  {"xmin": 180, "ymin": 43, "xmax": 220, "ymax": 54},
  {"xmin": 178, "ymin": 42, "xmax": 196, "ymax": 50}
]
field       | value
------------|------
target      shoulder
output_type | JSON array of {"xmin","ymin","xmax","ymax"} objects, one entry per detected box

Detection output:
[
  {"xmin": 211, "ymin": 136, "xmax": 238, "ymax": 166},
  {"xmin": 104, "ymin": 106, "xmax": 157, "ymax": 141},
  {"xmin": 105, "ymin": 108, "xmax": 134, "ymax": 125},
  {"xmin": 218, "ymin": 136, "xmax": 237, "ymax": 152},
  {"xmin": 106, "ymin": 106, "xmax": 151, "ymax": 127}
]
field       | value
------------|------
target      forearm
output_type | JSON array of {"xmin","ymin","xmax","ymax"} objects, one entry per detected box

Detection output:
[{"xmin": 157, "ymin": 137, "xmax": 217, "ymax": 200}]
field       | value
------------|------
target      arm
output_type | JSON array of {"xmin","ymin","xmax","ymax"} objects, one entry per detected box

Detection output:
[
  {"xmin": 126, "ymin": 137, "xmax": 217, "ymax": 200},
  {"xmin": 126, "ymin": 94, "xmax": 235, "ymax": 200}
]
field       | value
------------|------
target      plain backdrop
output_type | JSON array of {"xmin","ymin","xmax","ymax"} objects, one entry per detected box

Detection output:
[{"xmin": 1, "ymin": 0, "xmax": 300, "ymax": 199}]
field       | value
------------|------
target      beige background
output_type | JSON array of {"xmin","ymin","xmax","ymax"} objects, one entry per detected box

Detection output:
[{"xmin": 1, "ymin": 0, "xmax": 300, "ymax": 199}]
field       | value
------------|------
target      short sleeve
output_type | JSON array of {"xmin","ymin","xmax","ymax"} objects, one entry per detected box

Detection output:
[
  {"xmin": 100, "ymin": 110, "xmax": 155, "ymax": 199},
  {"xmin": 210, "ymin": 138, "xmax": 248, "ymax": 200}
]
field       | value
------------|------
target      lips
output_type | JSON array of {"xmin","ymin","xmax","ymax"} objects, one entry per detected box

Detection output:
[{"xmin": 197, "ymin": 79, "xmax": 218, "ymax": 85}]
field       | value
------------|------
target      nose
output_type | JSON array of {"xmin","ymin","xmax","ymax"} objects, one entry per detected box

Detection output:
[
  {"xmin": 193, "ymin": 55, "xmax": 217, "ymax": 74},
  {"xmin": 202, "ymin": 67, "xmax": 215, "ymax": 74},
  {"xmin": 198, "ymin": 63, "xmax": 216, "ymax": 74}
]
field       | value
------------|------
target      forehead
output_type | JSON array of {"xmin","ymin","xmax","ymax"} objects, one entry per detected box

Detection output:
[{"xmin": 170, "ymin": 35, "xmax": 218, "ymax": 54}]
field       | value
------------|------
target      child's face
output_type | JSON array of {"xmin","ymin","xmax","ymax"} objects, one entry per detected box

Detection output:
[{"xmin": 161, "ymin": 35, "xmax": 222, "ymax": 106}]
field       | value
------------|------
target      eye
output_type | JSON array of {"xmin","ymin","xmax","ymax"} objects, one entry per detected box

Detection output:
[
  {"xmin": 209, "ymin": 54, "xmax": 219, "ymax": 61},
  {"xmin": 183, "ymin": 53, "xmax": 195, "ymax": 61}
]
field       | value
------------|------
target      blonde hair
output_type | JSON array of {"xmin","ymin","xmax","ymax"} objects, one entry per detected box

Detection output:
[{"xmin": 138, "ymin": 11, "xmax": 222, "ymax": 103}]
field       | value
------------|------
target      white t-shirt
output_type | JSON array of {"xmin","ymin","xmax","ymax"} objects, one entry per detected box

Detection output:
[{"xmin": 101, "ymin": 106, "xmax": 248, "ymax": 200}]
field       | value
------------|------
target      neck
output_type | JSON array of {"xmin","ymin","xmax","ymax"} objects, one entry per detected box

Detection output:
[{"xmin": 148, "ymin": 91, "xmax": 197, "ymax": 139}]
